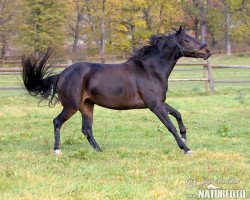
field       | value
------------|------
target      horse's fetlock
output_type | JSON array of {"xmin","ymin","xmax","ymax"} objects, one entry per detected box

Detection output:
[{"xmin": 180, "ymin": 128, "xmax": 186, "ymax": 134}]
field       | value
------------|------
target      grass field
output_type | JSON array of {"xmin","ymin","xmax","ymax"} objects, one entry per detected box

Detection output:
[{"xmin": 0, "ymin": 56, "xmax": 250, "ymax": 199}]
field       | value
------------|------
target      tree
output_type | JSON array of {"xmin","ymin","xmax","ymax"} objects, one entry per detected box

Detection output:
[
  {"xmin": 18, "ymin": 0, "xmax": 73, "ymax": 54},
  {"xmin": 155, "ymin": 0, "xmax": 182, "ymax": 34},
  {"xmin": 200, "ymin": 0, "xmax": 206, "ymax": 43},
  {"xmin": 182, "ymin": 0, "xmax": 210, "ymax": 43},
  {"xmin": 0, "ymin": 0, "xmax": 22, "ymax": 59},
  {"xmin": 182, "ymin": 0, "xmax": 201, "ymax": 38},
  {"xmin": 206, "ymin": 5, "xmax": 224, "ymax": 48},
  {"xmin": 71, "ymin": 0, "xmax": 84, "ymax": 54},
  {"xmin": 1, "ymin": 0, "xmax": 248, "ymax": 57},
  {"xmin": 182, "ymin": 0, "xmax": 249, "ymax": 54},
  {"xmin": 100, "ymin": 0, "xmax": 106, "ymax": 62},
  {"xmin": 119, "ymin": 0, "xmax": 147, "ymax": 49},
  {"xmin": 78, "ymin": 0, "xmax": 107, "ymax": 62},
  {"xmin": 220, "ymin": 0, "xmax": 249, "ymax": 55},
  {"xmin": 231, "ymin": 7, "xmax": 250, "ymax": 43}
]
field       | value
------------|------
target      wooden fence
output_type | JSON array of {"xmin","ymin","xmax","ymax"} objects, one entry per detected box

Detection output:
[{"xmin": 0, "ymin": 58, "xmax": 250, "ymax": 93}]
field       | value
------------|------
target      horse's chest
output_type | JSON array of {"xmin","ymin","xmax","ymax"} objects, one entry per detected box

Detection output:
[
  {"xmin": 151, "ymin": 77, "xmax": 167, "ymax": 94},
  {"xmin": 139, "ymin": 77, "xmax": 167, "ymax": 102}
]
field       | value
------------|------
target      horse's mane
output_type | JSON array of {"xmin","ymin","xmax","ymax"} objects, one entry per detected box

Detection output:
[{"xmin": 129, "ymin": 33, "xmax": 175, "ymax": 62}]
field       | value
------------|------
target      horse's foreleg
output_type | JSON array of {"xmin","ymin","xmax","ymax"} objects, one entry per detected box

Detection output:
[
  {"xmin": 80, "ymin": 102, "xmax": 102, "ymax": 151},
  {"xmin": 149, "ymin": 103, "xmax": 192, "ymax": 154},
  {"xmin": 164, "ymin": 103, "xmax": 187, "ymax": 142},
  {"xmin": 53, "ymin": 107, "xmax": 76, "ymax": 155}
]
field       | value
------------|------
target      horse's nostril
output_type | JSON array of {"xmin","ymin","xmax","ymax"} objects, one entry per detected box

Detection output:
[{"xmin": 206, "ymin": 49, "xmax": 210, "ymax": 53}]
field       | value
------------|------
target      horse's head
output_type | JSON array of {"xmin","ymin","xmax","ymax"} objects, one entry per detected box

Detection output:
[{"xmin": 173, "ymin": 26, "xmax": 212, "ymax": 60}]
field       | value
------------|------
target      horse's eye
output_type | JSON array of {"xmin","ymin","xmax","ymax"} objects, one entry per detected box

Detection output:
[{"xmin": 185, "ymin": 39, "xmax": 190, "ymax": 42}]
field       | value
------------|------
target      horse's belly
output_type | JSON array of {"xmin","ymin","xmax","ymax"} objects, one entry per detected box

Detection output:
[
  {"xmin": 87, "ymin": 84, "xmax": 146, "ymax": 109},
  {"xmin": 93, "ymin": 98, "xmax": 147, "ymax": 110}
]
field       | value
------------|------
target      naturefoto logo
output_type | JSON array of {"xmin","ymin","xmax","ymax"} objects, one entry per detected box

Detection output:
[{"xmin": 185, "ymin": 177, "xmax": 248, "ymax": 199}]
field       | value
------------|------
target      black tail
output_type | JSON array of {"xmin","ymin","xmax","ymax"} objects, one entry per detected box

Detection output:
[{"xmin": 22, "ymin": 49, "xmax": 59, "ymax": 106}]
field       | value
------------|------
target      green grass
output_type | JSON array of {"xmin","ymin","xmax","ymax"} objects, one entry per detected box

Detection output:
[
  {"xmin": 1, "ymin": 91, "xmax": 250, "ymax": 199},
  {"xmin": 210, "ymin": 54, "xmax": 250, "ymax": 65},
  {"xmin": 0, "ymin": 55, "xmax": 250, "ymax": 199}
]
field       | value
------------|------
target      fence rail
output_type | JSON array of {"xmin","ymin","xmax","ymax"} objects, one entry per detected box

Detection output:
[
  {"xmin": 212, "ymin": 65, "xmax": 250, "ymax": 69},
  {"xmin": 0, "ymin": 59, "xmax": 250, "ymax": 93}
]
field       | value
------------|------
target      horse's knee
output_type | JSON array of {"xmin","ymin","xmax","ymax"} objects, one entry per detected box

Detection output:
[{"xmin": 53, "ymin": 118, "xmax": 61, "ymax": 127}]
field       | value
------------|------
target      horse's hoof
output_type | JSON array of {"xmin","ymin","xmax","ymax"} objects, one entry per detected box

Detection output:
[
  {"xmin": 181, "ymin": 138, "xmax": 187, "ymax": 144},
  {"xmin": 54, "ymin": 149, "xmax": 62, "ymax": 156},
  {"xmin": 95, "ymin": 147, "xmax": 103, "ymax": 152},
  {"xmin": 185, "ymin": 150, "xmax": 193, "ymax": 155}
]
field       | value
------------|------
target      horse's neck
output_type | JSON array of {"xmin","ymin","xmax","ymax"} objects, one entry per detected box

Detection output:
[
  {"xmin": 160, "ymin": 51, "xmax": 181, "ymax": 80},
  {"xmin": 135, "ymin": 49, "xmax": 181, "ymax": 81},
  {"xmin": 164, "ymin": 60, "xmax": 178, "ymax": 79}
]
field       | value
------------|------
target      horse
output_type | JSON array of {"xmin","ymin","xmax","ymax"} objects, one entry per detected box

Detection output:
[{"xmin": 22, "ymin": 26, "xmax": 211, "ymax": 155}]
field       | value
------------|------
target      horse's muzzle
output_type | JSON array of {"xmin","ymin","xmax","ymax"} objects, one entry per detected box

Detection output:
[{"xmin": 198, "ymin": 43, "xmax": 212, "ymax": 59}]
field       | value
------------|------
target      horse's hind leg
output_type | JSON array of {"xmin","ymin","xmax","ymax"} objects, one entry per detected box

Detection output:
[
  {"xmin": 53, "ymin": 107, "xmax": 76, "ymax": 154},
  {"xmin": 164, "ymin": 103, "xmax": 187, "ymax": 142},
  {"xmin": 80, "ymin": 101, "xmax": 102, "ymax": 151}
]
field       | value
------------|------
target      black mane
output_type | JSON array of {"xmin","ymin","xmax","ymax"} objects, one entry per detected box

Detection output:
[{"xmin": 129, "ymin": 33, "xmax": 176, "ymax": 62}]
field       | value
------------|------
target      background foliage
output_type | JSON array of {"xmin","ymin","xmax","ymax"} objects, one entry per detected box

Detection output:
[{"xmin": 0, "ymin": 0, "xmax": 249, "ymax": 58}]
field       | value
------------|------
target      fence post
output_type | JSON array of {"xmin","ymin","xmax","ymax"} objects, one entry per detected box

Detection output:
[
  {"xmin": 207, "ymin": 58, "xmax": 215, "ymax": 94},
  {"xmin": 203, "ymin": 64, "xmax": 208, "ymax": 92}
]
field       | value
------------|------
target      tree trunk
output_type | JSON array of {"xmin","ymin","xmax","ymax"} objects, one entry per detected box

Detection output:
[
  {"xmin": 211, "ymin": 33, "xmax": 217, "ymax": 48},
  {"xmin": 225, "ymin": 4, "xmax": 231, "ymax": 55},
  {"xmin": 200, "ymin": 0, "xmax": 206, "ymax": 43},
  {"xmin": 84, "ymin": 0, "xmax": 100, "ymax": 53},
  {"xmin": 72, "ymin": 0, "xmax": 81, "ymax": 54},
  {"xmin": 85, "ymin": 2, "xmax": 100, "ymax": 53},
  {"xmin": 0, "ymin": 4, "xmax": 6, "ymax": 59},
  {"xmin": 100, "ymin": 0, "xmax": 106, "ymax": 63},
  {"xmin": 131, "ymin": 24, "xmax": 136, "ymax": 50},
  {"xmin": 192, "ymin": 0, "xmax": 200, "ymax": 38},
  {"xmin": 0, "ymin": 33, "xmax": 7, "ymax": 59},
  {"xmin": 157, "ymin": 4, "xmax": 164, "ymax": 34},
  {"xmin": 34, "ymin": 22, "xmax": 39, "ymax": 56},
  {"xmin": 193, "ymin": 17, "xmax": 200, "ymax": 39},
  {"xmin": 143, "ymin": 6, "xmax": 152, "ymax": 31}
]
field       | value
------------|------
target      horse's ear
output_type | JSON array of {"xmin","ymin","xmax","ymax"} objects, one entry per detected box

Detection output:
[
  {"xmin": 178, "ymin": 26, "xmax": 183, "ymax": 33},
  {"xmin": 176, "ymin": 26, "xmax": 185, "ymax": 37}
]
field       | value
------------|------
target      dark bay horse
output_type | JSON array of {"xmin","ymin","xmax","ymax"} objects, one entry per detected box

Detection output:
[{"xmin": 22, "ymin": 26, "xmax": 211, "ymax": 155}]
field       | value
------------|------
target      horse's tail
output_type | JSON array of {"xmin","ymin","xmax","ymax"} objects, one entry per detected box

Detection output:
[{"xmin": 22, "ymin": 49, "xmax": 59, "ymax": 106}]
